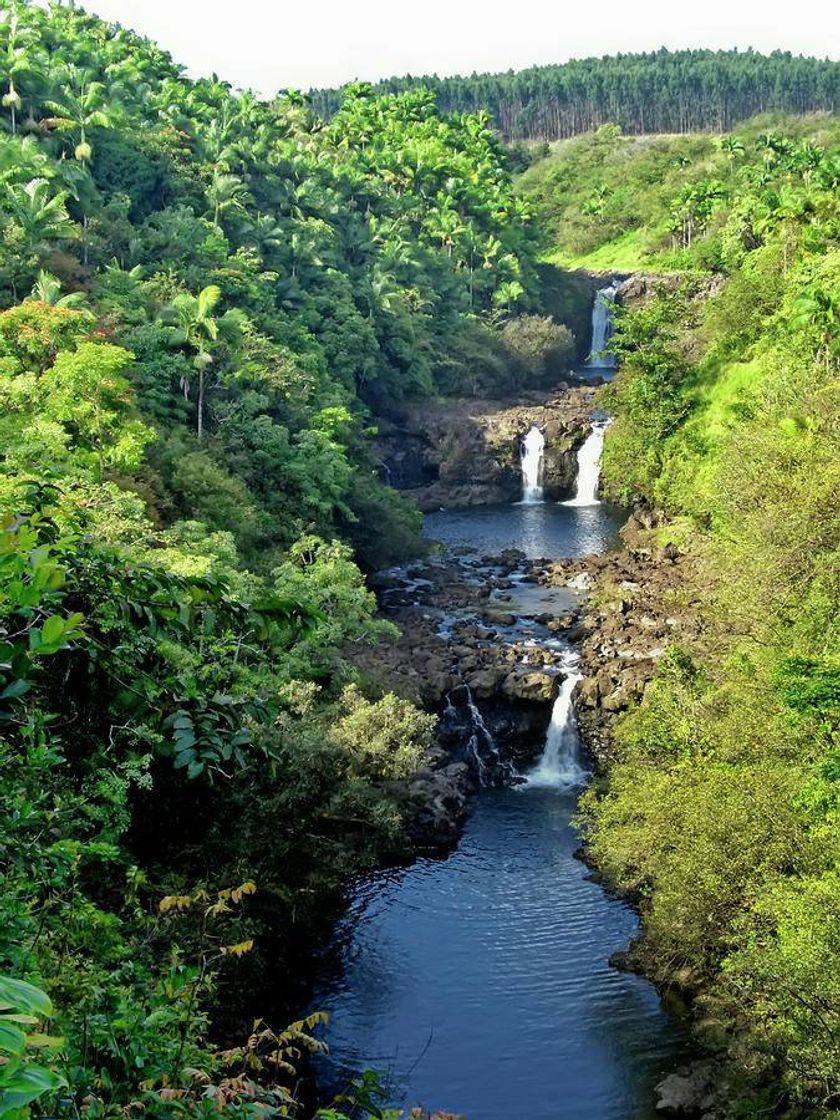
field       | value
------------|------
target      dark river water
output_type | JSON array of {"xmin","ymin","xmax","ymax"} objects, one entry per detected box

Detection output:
[
  {"xmin": 310, "ymin": 499, "xmax": 687, "ymax": 1119},
  {"xmin": 423, "ymin": 501, "xmax": 624, "ymax": 559}
]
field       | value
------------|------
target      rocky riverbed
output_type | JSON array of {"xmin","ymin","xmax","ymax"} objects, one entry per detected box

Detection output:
[
  {"xmin": 345, "ymin": 504, "xmax": 716, "ymax": 1116},
  {"xmin": 351, "ymin": 506, "xmax": 699, "ymax": 857}
]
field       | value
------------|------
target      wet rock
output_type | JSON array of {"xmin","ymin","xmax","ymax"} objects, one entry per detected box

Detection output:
[
  {"xmin": 482, "ymin": 608, "xmax": 516, "ymax": 627},
  {"xmin": 375, "ymin": 390, "xmax": 595, "ymax": 510},
  {"xmin": 501, "ymin": 671, "xmax": 556, "ymax": 703},
  {"xmin": 466, "ymin": 668, "xmax": 505, "ymax": 699},
  {"xmin": 547, "ymin": 613, "xmax": 575, "ymax": 632},
  {"xmin": 655, "ymin": 1060, "xmax": 720, "ymax": 1116},
  {"xmin": 406, "ymin": 761, "xmax": 473, "ymax": 849}
]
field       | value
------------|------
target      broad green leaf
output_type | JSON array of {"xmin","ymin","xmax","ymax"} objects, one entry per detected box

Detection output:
[
  {"xmin": 0, "ymin": 1064, "xmax": 66, "ymax": 1113},
  {"xmin": 0, "ymin": 977, "xmax": 52, "ymax": 1018},
  {"xmin": 0, "ymin": 1019, "xmax": 27, "ymax": 1057},
  {"xmin": 0, "ymin": 679, "xmax": 29, "ymax": 700},
  {"xmin": 41, "ymin": 614, "xmax": 65, "ymax": 646}
]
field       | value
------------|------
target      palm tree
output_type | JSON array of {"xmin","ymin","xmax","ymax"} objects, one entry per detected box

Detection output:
[
  {"xmin": 246, "ymin": 212, "xmax": 286, "ymax": 261},
  {"xmin": 164, "ymin": 286, "xmax": 246, "ymax": 440},
  {"xmin": 43, "ymin": 66, "xmax": 111, "ymax": 161},
  {"xmin": 791, "ymin": 285, "xmax": 840, "ymax": 367},
  {"xmin": 28, "ymin": 269, "xmax": 88, "ymax": 308},
  {"xmin": 166, "ymin": 285, "xmax": 221, "ymax": 441},
  {"xmin": 2, "ymin": 177, "xmax": 77, "ymax": 296},
  {"xmin": 206, "ymin": 172, "xmax": 249, "ymax": 232},
  {"xmin": 719, "ymin": 135, "xmax": 745, "ymax": 175},
  {"xmin": 0, "ymin": 5, "xmax": 40, "ymax": 136}
]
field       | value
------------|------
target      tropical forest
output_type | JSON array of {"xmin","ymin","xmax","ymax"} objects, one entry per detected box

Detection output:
[{"xmin": 0, "ymin": 3, "xmax": 838, "ymax": 1120}]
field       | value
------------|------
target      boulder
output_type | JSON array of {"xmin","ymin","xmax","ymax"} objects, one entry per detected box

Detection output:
[
  {"xmin": 501, "ymin": 671, "xmax": 556, "ymax": 703},
  {"xmin": 655, "ymin": 1060, "xmax": 720, "ymax": 1116},
  {"xmin": 466, "ymin": 668, "xmax": 505, "ymax": 699}
]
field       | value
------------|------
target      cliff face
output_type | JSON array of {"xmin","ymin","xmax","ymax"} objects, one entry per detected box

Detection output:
[{"xmin": 376, "ymin": 386, "xmax": 596, "ymax": 510}]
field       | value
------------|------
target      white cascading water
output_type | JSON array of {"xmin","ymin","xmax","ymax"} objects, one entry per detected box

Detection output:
[
  {"xmin": 526, "ymin": 663, "xmax": 586, "ymax": 788},
  {"xmin": 520, "ymin": 425, "xmax": 545, "ymax": 504},
  {"xmin": 563, "ymin": 421, "xmax": 609, "ymax": 508},
  {"xmin": 586, "ymin": 285, "xmax": 618, "ymax": 369},
  {"xmin": 447, "ymin": 687, "xmax": 515, "ymax": 786}
]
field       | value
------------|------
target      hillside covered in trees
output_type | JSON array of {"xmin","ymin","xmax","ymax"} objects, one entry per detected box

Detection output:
[
  {"xmin": 310, "ymin": 49, "xmax": 840, "ymax": 141},
  {"xmin": 0, "ymin": 1, "xmax": 558, "ymax": 1116}
]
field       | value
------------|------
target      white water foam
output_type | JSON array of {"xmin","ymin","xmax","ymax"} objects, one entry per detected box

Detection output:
[
  {"xmin": 563, "ymin": 422, "xmax": 609, "ymax": 508},
  {"xmin": 525, "ymin": 662, "xmax": 587, "ymax": 789},
  {"xmin": 520, "ymin": 425, "xmax": 545, "ymax": 504}
]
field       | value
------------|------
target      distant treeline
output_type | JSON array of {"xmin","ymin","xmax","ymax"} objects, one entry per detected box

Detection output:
[{"xmin": 309, "ymin": 49, "xmax": 840, "ymax": 140}]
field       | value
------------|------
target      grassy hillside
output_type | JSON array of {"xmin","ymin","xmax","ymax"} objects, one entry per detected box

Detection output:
[
  {"xmin": 569, "ymin": 117, "xmax": 840, "ymax": 1115},
  {"xmin": 518, "ymin": 114, "xmax": 840, "ymax": 272}
]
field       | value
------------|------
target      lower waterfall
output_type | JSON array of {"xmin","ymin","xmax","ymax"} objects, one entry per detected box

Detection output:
[
  {"xmin": 520, "ymin": 425, "xmax": 545, "ymax": 503},
  {"xmin": 525, "ymin": 662, "xmax": 586, "ymax": 788}
]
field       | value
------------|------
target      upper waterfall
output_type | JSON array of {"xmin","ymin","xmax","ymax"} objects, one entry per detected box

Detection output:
[
  {"xmin": 564, "ymin": 421, "xmax": 609, "ymax": 507},
  {"xmin": 520, "ymin": 425, "xmax": 545, "ymax": 504},
  {"xmin": 586, "ymin": 285, "xmax": 618, "ymax": 369}
]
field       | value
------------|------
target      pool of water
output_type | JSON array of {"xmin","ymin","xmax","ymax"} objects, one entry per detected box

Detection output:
[
  {"xmin": 312, "ymin": 789, "xmax": 687, "ymax": 1119},
  {"xmin": 423, "ymin": 501, "xmax": 624, "ymax": 559}
]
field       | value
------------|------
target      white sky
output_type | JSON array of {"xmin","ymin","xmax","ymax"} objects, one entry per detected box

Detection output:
[{"xmin": 79, "ymin": 0, "xmax": 840, "ymax": 95}]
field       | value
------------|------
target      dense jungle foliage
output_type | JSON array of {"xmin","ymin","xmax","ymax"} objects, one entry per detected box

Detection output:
[
  {"xmin": 534, "ymin": 123, "xmax": 840, "ymax": 1114},
  {"xmin": 310, "ymin": 50, "xmax": 840, "ymax": 141},
  {"xmin": 0, "ymin": 1, "xmax": 555, "ymax": 1116},
  {"xmin": 3, "ymin": 1, "xmax": 840, "ymax": 1117}
]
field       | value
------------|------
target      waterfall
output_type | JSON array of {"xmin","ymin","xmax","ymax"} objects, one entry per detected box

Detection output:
[
  {"xmin": 445, "ymin": 687, "xmax": 514, "ymax": 786},
  {"xmin": 586, "ymin": 285, "xmax": 618, "ymax": 369},
  {"xmin": 525, "ymin": 668, "xmax": 586, "ymax": 788},
  {"xmin": 520, "ymin": 425, "xmax": 545, "ymax": 504},
  {"xmin": 563, "ymin": 421, "xmax": 609, "ymax": 508}
]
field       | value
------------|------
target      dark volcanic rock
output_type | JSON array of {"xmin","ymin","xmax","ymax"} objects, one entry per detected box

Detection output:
[{"xmin": 375, "ymin": 389, "xmax": 595, "ymax": 509}]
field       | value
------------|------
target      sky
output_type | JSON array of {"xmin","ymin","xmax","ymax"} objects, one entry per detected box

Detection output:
[{"xmin": 79, "ymin": 0, "xmax": 840, "ymax": 95}]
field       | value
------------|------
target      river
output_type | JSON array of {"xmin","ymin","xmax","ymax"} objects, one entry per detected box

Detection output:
[{"xmin": 309, "ymin": 424, "xmax": 687, "ymax": 1119}]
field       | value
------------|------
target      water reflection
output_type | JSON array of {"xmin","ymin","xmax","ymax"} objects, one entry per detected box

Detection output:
[
  {"xmin": 311, "ymin": 790, "xmax": 687, "ymax": 1120},
  {"xmin": 423, "ymin": 502, "xmax": 623, "ymax": 559}
]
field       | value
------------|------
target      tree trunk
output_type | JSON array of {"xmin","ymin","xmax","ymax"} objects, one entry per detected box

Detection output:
[{"xmin": 197, "ymin": 370, "xmax": 205, "ymax": 441}]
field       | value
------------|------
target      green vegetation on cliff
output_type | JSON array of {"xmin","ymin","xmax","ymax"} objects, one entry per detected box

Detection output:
[
  {"xmin": 577, "ymin": 121, "xmax": 840, "ymax": 1115},
  {"xmin": 517, "ymin": 115, "xmax": 840, "ymax": 271}
]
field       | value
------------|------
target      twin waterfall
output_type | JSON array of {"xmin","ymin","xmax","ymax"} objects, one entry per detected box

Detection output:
[
  {"xmin": 519, "ymin": 420, "xmax": 608, "ymax": 507},
  {"xmin": 563, "ymin": 421, "xmax": 609, "ymax": 507},
  {"xmin": 520, "ymin": 426, "xmax": 545, "ymax": 504}
]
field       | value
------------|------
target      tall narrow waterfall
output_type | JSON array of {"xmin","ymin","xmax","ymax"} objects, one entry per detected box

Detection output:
[
  {"xmin": 526, "ymin": 666, "xmax": 586, "ymax": 788},
  {"xmin": 520, "ymin": 425, "xmax": 545, "ymax": 504},
  {"xmin": 586, "ymin": 285, "xmax": 618, "ymax": 369},
  {"xmin": 563, "ymin": 422, "xmax": 608, "ymax": 508}
]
